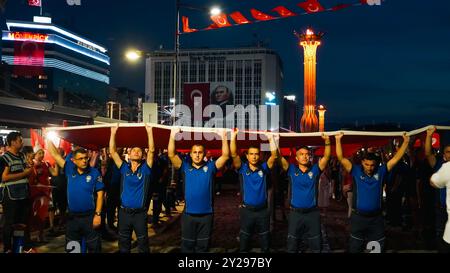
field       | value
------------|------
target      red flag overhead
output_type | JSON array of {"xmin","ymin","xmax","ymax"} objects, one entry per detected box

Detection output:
[
  {"xmin": 250, "ymin": 9, "xmax": 276, "ymax": 21},
  {"xmin": 297, "ymin": 0, "xmax": 325, "ymax": 13},
  {"xmin": 229, "ymin": 11, "xmax": 250, "ymax": 25},
  {"xmin": 182, "ymin": 16, "xmax": 197, "ymax": 33},
  {"xmin": 331, "ymin": 3, "xmax": 352, "ymax": 11},
  {"xmin": 272, "ymin": 6, "xmax": 297, "ymax": 17},
  {"xmin": 28, "ymin": 0, "xmax": 41, "ymax": 7},
  {"xmin": 210, "ymin": 13, "xmax": 232, "ymax": 28}
]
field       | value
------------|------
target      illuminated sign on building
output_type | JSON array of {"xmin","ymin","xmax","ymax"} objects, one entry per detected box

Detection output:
[{"xmin": 8, "ymin": 32, "xmax": 49, "ymax": 42}]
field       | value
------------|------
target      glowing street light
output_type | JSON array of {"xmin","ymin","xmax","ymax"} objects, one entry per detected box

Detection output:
[
  {"xmin": 210, "ymin": 6, "xmax": 222, "ymax": 16},
  {"xmin": 125, "ymin": 50, "xmax": 144, "ymax": 62}
]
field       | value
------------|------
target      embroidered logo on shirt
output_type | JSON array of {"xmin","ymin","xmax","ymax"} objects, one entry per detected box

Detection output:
[
  {"xmin": 308, "ymin": 172, "xmax": 314, "ymax": 179},
  {"xmin": 258, "ymin": 170, "xmax": 263, "ymax": 177},
  {"xmin": 203, "ymin": 166, "xmax": 208, "ymax": 173},
  {"xmin": 374, "ymin": 174, "xmax": 379, "ymax": 181},
  {"xmin": 86, "ymin": 175, "xmax": 92, "ymax": 183}
]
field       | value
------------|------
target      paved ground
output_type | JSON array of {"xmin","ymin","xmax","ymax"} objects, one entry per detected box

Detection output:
[{"xmin": 0, "ymin": 186, "xmax": 440, "ymax": 253}]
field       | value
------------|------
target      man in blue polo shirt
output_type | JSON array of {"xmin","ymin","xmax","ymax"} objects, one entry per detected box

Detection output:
[
  {"xmin": 47, "ymin": 139, "xmax": 104, "ymax": 253},
  {"xmin": 335, "ymin": 132, "xmax": 409, "ymax": 253},
  {"xmin": 168, "ymin": 127, "xmax": 229, "ymax": 253},
  {"xmin": 109, "ymin": 124, "xmax": 154, "ymax": 253},
  {"xmin": 425, "ymin": 126, "xmax": 450, "ymax": 253},
  {"xmin": 279, "ymin": 134, "xmax": 331, "ymax": 253},
  {"xmin": 230, "ymin": 129, "xmax": 278, "ymax": 253}
]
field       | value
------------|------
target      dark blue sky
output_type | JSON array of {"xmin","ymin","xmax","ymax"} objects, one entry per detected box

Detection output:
[{"xmin": 2, "ymin": 0, "xmax": 450, "ymax": 126}]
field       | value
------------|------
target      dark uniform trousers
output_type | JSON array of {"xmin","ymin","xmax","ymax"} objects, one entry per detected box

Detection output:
[
  {"xmin": 66, "ymin": 212, "xmax": 101, "ymax": 253},
  {"xmin": 287, "ymin": 208, "xmax": 321, "ymax": 253},
  {"xmin": 436, "ymin": 207, "xmax": 449, "ymax": 253},
  {"xmin": 2, "ymin": 194, "xmax": 31, "ymax": 252},
  {"xmin": 239, "ymin": 206, "xmax": 270, "ymax": 253},
  {"xmin": 349, "ymin": 210, "xmax": 385, "ymax": 253},
  {"xmin": 181, "ymin": 213, "xmax": 213, "ymax": 253},
  {"xmin": 118, "ymin": 207, "xmax": 150, "ymax": 253}
]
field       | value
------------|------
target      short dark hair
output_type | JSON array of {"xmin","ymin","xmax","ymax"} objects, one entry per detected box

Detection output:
[
  {"xmin": 296, "ymin": 146, "xmax": 311, "ymax": 153},
  {"xmin": 362, "ymin": 152, "xmax": 380, "ymax": 162},
  {"xmin": 191, "ymin": 144, "xmax": 205, "ymax": 152},
  {"xmin": 247, "ymin": 145, "xmax": 260, "ymax": 153},
  {"xmin": 73, "ymin": 148, "xmax": 88, "ymax": 158},
  {"xmin": 6, "ymin": 131, "xmax": 22, "ymax": 146}
]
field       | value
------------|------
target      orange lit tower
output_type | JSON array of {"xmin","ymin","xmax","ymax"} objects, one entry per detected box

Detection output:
[
  {"xmin": 318, "ymin": 105, "xmax": 326, "ymax": 132},
  {"xmin": 296, "ymin": 28, "xmax": 323, "ymax": 132}
]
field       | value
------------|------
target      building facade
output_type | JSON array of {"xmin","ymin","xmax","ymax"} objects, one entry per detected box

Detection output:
[
  {"xmin": 1, "ymin": 16, "xmax": 110, "ymax": 111},
  {"xmin": 145, "ymin": 47, "xmax": 283, "ymax": 129}
]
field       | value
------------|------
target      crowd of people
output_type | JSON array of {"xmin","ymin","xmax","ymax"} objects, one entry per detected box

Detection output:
[{"xmin": 0, "ymin": 126, "xmax": 448, "ymax": 253}]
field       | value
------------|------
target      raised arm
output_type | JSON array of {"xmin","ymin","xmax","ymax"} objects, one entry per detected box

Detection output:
[
  {"xmin": 335, "ymin": 132, "xmax": 352, "ymax": 173},
  {"xmin": 146, "ymin": 124, "xmax": 155, "ymax": 168},
  {"xmin": 230, "ymin": 129, "xmax": 242, "ymax": 170},
  {"xmin": 215, "ymin": 129, "xmax": 230, "ymax": 170},
  {"xmin": 46, "ymin": 137, "xmax": 66, "ymax": 168},
  {"xmin": 318, "ymin": 134, "xmax": 332, "ymax": 171},
  {"xmin": 266, "ymin": 133, "xmax": 279, "ymax": 170},
  {"xmin": 387, "ymin": 133, "xmax": 410, "ymax": 172},
  {"xmin": 168, "ymin": 127, "xmax": 182, "ymax": 170},
  {"xmin": 48, "ymin": 163, "xmax": 59, "ymax": 177},
  {"xmin": 424, "ymin": 126, "xmax": 437, "ymax": 168},
  {"xmin": 109, "ymin": 124, "xmax": 124, "ymax": 169}
]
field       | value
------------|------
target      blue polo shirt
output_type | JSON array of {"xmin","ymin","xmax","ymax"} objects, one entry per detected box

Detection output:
[
  {"xmin": 64, "ymin": 157, "xmax": 104, "ymax": 213},
  {"xmin": 351, "ymin": 164, "xmax": 388, "ymax": 213},
  {"xmin": 435, "ymin": 159, "xmax": 447, "ymax": 208},
  {"xmin": 120, "ymin": 161, "xmax": 152, "ymax": 209},
  {"xmin": 182, "ymin": 159, "xmax": 216, "ymax": 214},
  {"xmin": 239, "ymin": 162, "xmax": 270, "ymax": 207},
  {"xmin": 287, "ymin": 163, "xmax": 321, "ymax": 209}
]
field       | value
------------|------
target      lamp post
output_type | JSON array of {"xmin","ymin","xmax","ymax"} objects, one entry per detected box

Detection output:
[
  {"xmin": 126, "ymin": 2, "xmax": 220, "ymax": 125},
  {"xmin": 173, "ymin": 0, "xmax": 181, "ymax": 125}
]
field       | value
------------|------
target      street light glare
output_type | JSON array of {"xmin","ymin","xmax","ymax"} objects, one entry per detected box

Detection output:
[
  {"xmin": 125, "ymin": 50, "xmax": 141, "ymax": 61},
  {"xmin": 210, "ymin": 7, "xmax": 222, "ymax": 16}
]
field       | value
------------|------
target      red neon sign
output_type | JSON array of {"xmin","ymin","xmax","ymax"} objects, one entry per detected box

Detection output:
[{"xmin": 8, "ymin": 32, "xmax": 49, "ymax": 42}]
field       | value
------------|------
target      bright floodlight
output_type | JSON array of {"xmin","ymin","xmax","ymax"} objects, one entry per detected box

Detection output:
[
  {"xmin": 46, "ymin": 131, "xmax": 61, "ymax": 146},
  {"xmin": 210, "ymin": 7, "xmax": 222, "ymax": 16},
  {"xmin": 125, "ymin": 50, "xmax": 141, "ymax": 61}
]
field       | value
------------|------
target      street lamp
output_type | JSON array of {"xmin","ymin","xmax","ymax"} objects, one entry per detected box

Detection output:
[
  {"xmin": 173, "ymin": 2, "xmax": 222, "ymax": 125},
  {"xmin": 125, "ymin": 50, "xmax": 144, "ymax": 62}
]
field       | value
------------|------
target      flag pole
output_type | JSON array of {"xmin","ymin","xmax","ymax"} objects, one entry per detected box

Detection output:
[{"xmin": 40, "ymin": 0, "xmax": 43, "ymax": 16}]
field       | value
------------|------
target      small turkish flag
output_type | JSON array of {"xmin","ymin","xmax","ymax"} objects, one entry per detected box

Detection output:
[
  {"xmin": 297, "ymin": 0, "xmax": 325, "ymax": 13},
  {"xmin": 28, "ymin": 0, "xmax": 42, "ymax": 7}
]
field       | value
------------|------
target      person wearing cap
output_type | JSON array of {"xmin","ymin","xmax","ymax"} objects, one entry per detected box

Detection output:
[
  {"xmin": 335, "ymin": 132, "xmax": 410, "ymax": 253},
  {"xmin": 279, "ymin": 134, "xmax": 331, "ymax": 253},
  {"xmin": 230, "ymin": 129, "xmax": 278, "ymax": 253},
  {"xmin": 109, "ymin": 124, "xmax": 155, "ymax": 253}
]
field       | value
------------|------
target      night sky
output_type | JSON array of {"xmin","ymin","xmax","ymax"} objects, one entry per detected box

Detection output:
[{"xmin": 2, "ymin": 0, "xmax": 450, "ymax": 127}]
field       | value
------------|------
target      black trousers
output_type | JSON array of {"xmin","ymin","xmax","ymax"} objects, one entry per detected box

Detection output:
[
  {"xmin": 436, "ymin": 207, "xmax": 449, "ymax": 253},
  {"xmin": 106, "ymin": 187, "xmax": 120, "ymax": 229},
  {"xmin": 2, "ymin": 194, "xmax": 31, "ymax": 252},
  {"xmin": 349, "ymin": 212, "xmax": 385, "ymax": 253},
  {"xmin": 239, "ymin": 207, "xmax": 270, "ymax": 253},
  {"xmin": 66, "ymin": 212, "xmax": 101, "ymax": 253},
  {"xmin": 286, "ymin": 209, "xmax": 321, "ymax": 253},
  {"xmin": 118, "ymin": 208, "xmax": 149, "ymax": 253},
  {"xmin": 181, "ymin": 213, "xmax": 213, "ymax": 253}
]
